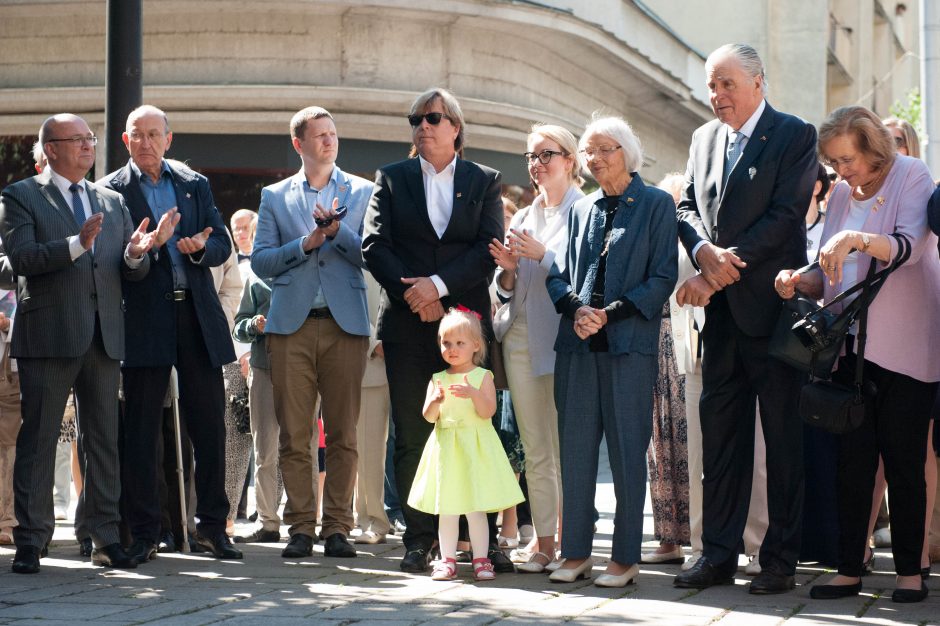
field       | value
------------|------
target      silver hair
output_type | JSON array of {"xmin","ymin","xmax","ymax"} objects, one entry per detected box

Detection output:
[
  {"xmin": 31, "ymin": 140, "xmax": 45, "ymax": 166},
  {"xmin": 126, "ymin": 104, "xmax": 171, "ymax": 134},
  {"xmin": 707, "ymin": 43, "xmax": 768, "ymax": 96},
  {"xmin": 577, "ymin": 115, "xmax": 644, "ymax": 173}
]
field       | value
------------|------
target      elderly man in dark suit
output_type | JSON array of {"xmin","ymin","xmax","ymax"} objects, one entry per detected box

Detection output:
[
  {"xmin": 0, "ymin": 113, "xmax": 160, "ymax": 573},
  {"xmin": 99, "ymin": 105, "xmax": 240, "ymax": 563},
  {"xmin": 362, "ymin": 88, "xmax": 506, "ymax": 573},
  {"xmin": 672, "ymin": 44, "xmax": 818, "ymax": 594}
]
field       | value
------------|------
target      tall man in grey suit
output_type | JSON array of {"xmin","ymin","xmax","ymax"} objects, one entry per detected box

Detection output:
[
  {"xmin": 672, "ymin": 44, "xmax": 818, "ymax": 594},
  {"xmin": 0, "ymin": 113, "xmax": 161, "ymax": 573},
  {"xmin": 251, "ymin": 106, "xmax": 372, "ymax": 559}
]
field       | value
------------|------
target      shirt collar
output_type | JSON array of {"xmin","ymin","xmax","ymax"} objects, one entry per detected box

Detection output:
[
  {"xmin": 302, "ymin": 166, "xmax": 339, "ymax": 192},
  {"xmin": 48, "ymin": 166, "xmax": 86, "ymax": 199},
  {"xmin": 130, "ymin": 158, "xmax": 171, "ymax": 184},
  {"xmin": 418, "ymin": 154, "xmax": 457, "ymax": 178},
  {"xmin": 727, "ymin": 99, "xmax": 766, "ymax": 141}
]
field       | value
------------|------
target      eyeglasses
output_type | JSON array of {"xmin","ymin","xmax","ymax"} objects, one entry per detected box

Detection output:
[
  {"xmin": 824, "ymin": 154, "xmax": 857, "ymax": 168},
  {"xmin": 578, "ymin": 145, "xmax": 621, "ymax": 158},
  {"xmin": 523, "ymin": 150, "xmax": 566, "ymax": 165},
  {"xmin": 46, "ymin": 135, "xmax": 97, "ymax": 146},
  {"xmin": 128, "ymin": 130, "xmax": 167, "ymax": 142},
  {"xmin": 893, "ymin": 135, "xmax": 907, "ymax": 148},
  {"xmin": 408, "ymin": 112, "xmax": 451, "ymax": 127}
]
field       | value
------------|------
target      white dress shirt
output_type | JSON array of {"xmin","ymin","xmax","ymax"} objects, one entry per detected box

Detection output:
[{"xmin": 418, "ymin": 154, "xmax": 458, "ymax": 297}]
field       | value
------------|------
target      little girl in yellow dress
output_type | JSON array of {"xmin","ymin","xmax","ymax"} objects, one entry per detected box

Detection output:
[{"xmin": 408, "ymin": 308, "xmax": 523, "ymax": 581}]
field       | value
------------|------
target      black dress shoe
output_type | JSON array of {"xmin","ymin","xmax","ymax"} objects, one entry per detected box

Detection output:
[
  {"xmin": 674, "ymin": 556, "xmax": 735, "ymax": 589},
  {"xmin": 11, "ymin": 545, "xmax": 42, "ymax": 574},
  {"xmin": 488, "ymin": 547, "xmax": 515, "ymax": 573},
  {"xmin": 78, "ymin": 538, "xmax": 93, "ymax": 557},
  {"xmin": 92, "ymin": 543, "xmax": 138, "ymax": 569},
  {"xmin": 400, "ymin": 547, "xmax": 433, "ymax": 572},
  {"xmin": 281, "ymin": 533, "xmax": 315, "ymax": 558},
  {"xmin": 127, "ymin": 539, "xmax": 157, "ymax": 564},
  {"xmin": 892, "ymin": 582, "xmax": 928, "ymax": 603},
  {"xmin": 158, "ymin": 532, "xmax": 177, "ymax": 553},
  {"xmin": 749, "ymin": 571, "xmax": 795, "ymax": 594},
  {"xmin": 323, "ymin": 533, "xmax": 357, "ymax": 558},
  {"xmin": 809, "ymin": 580, "xmax": 862, "ymax": 599},
  {"xmin": 193, "ymin": 532, "xmax": 243, "ymax": 559},
  {"xmin": 235, "ymin": 528, "xmax": 281, "ymax": 544}
]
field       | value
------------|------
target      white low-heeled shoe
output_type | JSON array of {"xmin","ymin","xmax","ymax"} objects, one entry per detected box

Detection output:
[
  {"xmin": 549, "ymin": 557, "xmax": 594, "ymax": 583},
  {"xmin": 595, "ymin": 563, "xmax": 639, "ymax": 588},
  {"xmin": 517, "ymin": 551, "xmax": 552, "ymax": 574}
]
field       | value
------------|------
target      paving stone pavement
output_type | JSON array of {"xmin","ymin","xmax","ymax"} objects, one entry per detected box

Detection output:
[{"xmin": 1, "ymin": 446, "xmax": 937, "ymax": 624}]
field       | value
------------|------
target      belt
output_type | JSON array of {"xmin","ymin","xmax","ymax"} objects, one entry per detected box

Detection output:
[
  {"xmin": 308, "ymin": 307, "xmax": 332, "ymax": 319},
  {"xmin": 165, "ymin": 290, "xmax": 190, "ymax": 301}
]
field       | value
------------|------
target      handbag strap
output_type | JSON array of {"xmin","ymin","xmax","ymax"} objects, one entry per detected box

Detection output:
[{"xmin": 851, "ymin": 262, "xmax": 877, "ymax": 394}]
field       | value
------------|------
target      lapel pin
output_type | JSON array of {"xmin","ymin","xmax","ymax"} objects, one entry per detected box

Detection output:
[
  {"xmin": 748, "ymin": 166, "xmax": 757, "ymax": 180},
  {"xmin": 627, "ymin": 197, "xmax": 634, "ymax": 203},
  {"xmin": 760, "ymin": 136, "xmax": 767, "ymax": 141},
  {"xmin": 185, "ymin": 193, "xmax": 191, "ymax": 199},
  {"xmin": 456, "ymin": 192, "xmax": 462, "ymax": 198}
]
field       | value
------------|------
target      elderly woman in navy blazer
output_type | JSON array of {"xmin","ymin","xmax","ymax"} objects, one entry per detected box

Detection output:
[{"xmin": 546, "ymin": 116, "xmax": 677, "ymax": 587}]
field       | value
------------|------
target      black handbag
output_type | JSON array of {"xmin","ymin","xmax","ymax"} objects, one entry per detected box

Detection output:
[
  {"xmin": 769, "ymin": 261, "xmax": 895, "ymax": 379},
  {"xmin": 798, "ymin": 263, "xmax": 883, "ymax": 434}
]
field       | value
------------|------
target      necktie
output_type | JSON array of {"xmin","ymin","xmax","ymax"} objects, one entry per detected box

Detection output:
[
  {"xmin": 68, "ymin": 183, "xmax": 85, "ymax": 225},
  {"xmin": 723, "ymin": 131, "xmax": 744, "ymax": 188}
]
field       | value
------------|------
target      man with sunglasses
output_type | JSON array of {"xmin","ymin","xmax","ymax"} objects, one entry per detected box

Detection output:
[
  {"xmin": 0, "ymin": 113, "xmax": 160, "ymax": 573},
  {"xmin": 251, "ymin": 106, "xmax": 373, "ymax": 559},
  {"xmin": 363, "ymin": 88, "xmax": 505, "ymax": 573}
]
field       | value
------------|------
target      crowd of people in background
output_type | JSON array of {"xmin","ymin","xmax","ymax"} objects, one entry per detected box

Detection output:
[{"xmin": 1, "ymin": 41, "xmax": 940, "ymax": 607}]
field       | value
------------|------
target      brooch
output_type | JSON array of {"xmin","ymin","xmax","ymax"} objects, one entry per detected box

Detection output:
[{"xmin": 748, "ymin": 166, "xmax": 757, "ymax": 180}]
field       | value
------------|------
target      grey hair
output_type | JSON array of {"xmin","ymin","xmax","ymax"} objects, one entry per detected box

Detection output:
[
  {"xmin": 126, "ymin": 104, "xmax": 171, "ymax": 134},
  {"xmin": 577, "ymin": 115, "xmax": 644, "ymax": 173},
  {"xmin": 31, "ymin": 140, "xmax": 45, "ymax": 167},
  {"xmin": 409, "ymin": 88, "xmax": 466, "ymax": 157},
  {"xmin": 707, "ymin": 43, "xmax": 768, "ymax": 96}
]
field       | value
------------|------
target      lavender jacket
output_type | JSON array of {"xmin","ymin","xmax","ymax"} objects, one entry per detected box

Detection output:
[{"xmin": 820, "ymin": 155, "xmax": 940, "ymax": 383}]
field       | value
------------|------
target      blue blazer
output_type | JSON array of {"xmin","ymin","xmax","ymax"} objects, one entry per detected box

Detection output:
[
  {"xmin": 250, "ymin": 167, "xmax": 372, "ymax": 337},
  {"xmin": 547, "ymin": 174, "xmax": 678, "ymax": 355},
  {"xmin": 99, "ymin": 159, "xmax": 235, "ymax": 368}
]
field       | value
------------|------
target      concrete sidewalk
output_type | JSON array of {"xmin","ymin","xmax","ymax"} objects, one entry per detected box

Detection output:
[{"xmin": 1, "ymin": 446, "xmax": 937, "ymax": 625}]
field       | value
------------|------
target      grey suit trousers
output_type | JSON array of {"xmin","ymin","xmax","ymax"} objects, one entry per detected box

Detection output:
[{"xmin": 14, "ymin": 321, "xmax": 121, "ymax": 549}]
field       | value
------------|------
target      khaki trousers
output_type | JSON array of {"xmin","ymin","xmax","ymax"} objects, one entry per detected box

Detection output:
[
  {"xmin": 267, "ymin": 317, "xmax": 367, "ymax": 538},
  {"xmin": 355, "ymin": 384, "xmax": 390, "ymax": 535},
  {"xmin": 685, "ymin": 366, "xmax": 703, "ymax": 555},
  {"xmin": 248, "ymin": 366, "xmax": 282, "ymax": 531},
  {"xmin": 503, "ymin": 315, "xmax": 561, "ymax": 538}
]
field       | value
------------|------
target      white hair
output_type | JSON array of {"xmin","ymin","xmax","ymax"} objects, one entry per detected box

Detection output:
[{"xmin": 578, "ymin": 115, "xmax": 644, "ymax": 173}]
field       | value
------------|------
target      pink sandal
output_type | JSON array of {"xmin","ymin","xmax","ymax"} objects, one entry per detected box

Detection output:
[
  {"xmin": 431, "ymin": 557, "xmax": 457, "ymax": 581},
  {"xmin": 472, "ymin": 557, "xmax": 495, "ymax": 581}
]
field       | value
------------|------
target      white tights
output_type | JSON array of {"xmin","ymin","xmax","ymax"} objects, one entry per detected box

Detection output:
[{"xmin": 439, "ymin": 512, "xmax": 489, "ymax": 561}]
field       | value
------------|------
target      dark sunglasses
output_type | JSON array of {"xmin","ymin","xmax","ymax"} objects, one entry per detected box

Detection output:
[
  {"xmin": 408, "ymin": 112, "xmax": 450, "ymax": 127},
  {"xmin": 523, "ymin": 150, "xmax": 566, "ymax": 165}
]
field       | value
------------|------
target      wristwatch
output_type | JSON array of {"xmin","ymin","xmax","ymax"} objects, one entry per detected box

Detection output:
[{"xmin": 860, "ymin": 232, "xmax": 871, "ymax": 252}]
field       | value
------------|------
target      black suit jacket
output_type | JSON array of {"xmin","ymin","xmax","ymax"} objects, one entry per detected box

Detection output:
[
  {"xmin": 362, "ymin": 157, "xmax": 503, "ymax": 344},
  {"xmin": 99, "ymin": 159, "xmax": 235, "ymax": 368},
  {"xmin": 677, "ymin": 103, "xmax": 818, "ymax": 336}
]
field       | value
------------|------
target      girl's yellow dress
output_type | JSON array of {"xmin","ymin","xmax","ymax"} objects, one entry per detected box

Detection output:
[{"xmin": 407, "ymin": 367, "xmax": 524, "ymax": 515}]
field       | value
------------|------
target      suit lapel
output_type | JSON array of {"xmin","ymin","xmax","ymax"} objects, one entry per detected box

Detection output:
[
  {"xmin": 36, "ymin": 171, "xmax": 79, "ymax": 231},
  {"xmin": 403, "ymin": 158, "xmax": 435, "ymax": 237},
  {"xmin": 722, "ymin": 106, "xmax": 775, "ymax": 203},
  {"xmin": 712, "ymin": 128, "xmax": 729, "ymax": 200},
  {"xmin": 441, "ymin": 159, "xmax": 469, "ymax": 241},
  {"xmin": 115, "ymin": 162, "xmax": 157, "ymax": 230},
  {"xmin": 287, "ymin": 171, "xmax": 315, "ymax": 233}
]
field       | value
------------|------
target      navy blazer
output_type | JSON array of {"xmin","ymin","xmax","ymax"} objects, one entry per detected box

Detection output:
[
  {"xmin": 99, "ymin": 159, "xmax": 235, "ymax": 368},
  {"xmin": 547, "ymin": 175, "xmax": 678, "ymax": 356},
  {"xmin": 676, "ymin": 103, "xmax": 818, "ymax": 337},
  {"xmin": 362, "ymin": 157, "xmax": 503, "ymax": 344}
]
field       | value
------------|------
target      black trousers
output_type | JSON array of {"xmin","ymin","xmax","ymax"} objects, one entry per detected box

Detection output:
[
  {"xmin": 699, "ymin": 296, "xmax": 805, "ymax": 575},
  {"xmin": 833, "ymin": 350, "xmax": 937, "ymax": 577},
  {"xmin": 383, "ymin": 340, "xmax": 500, "ymax": 552},
  {"xmin": 121, "ymin": 298, "xmax": 228, "ymax": 542}
]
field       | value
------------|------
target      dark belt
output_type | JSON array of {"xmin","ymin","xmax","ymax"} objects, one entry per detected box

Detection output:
[
  {"xmin": 165, "ymin": 289, "xmax": 190, "ymax": 301},
  {"xmin": 308, "ymin": 307, "xmax": 332, "ymax": 319}
]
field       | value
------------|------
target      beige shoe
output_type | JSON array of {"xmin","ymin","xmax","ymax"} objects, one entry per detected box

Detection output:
[
  {"xmin": 640, "ymin": 547, "xmax": 684, "ymax": 564},
  {"xmin": 681, "ymin": 553, "xmax": 702, "ymax": 571},
  {"xmin": 595, "ymin": 563, "xmax": 639, "ymax": 588},
  {"xmin": 548, "ymin": 557, "xmax": 594, "ymax": 583},
  {"xmin": 354, "ymin": 530, "xmax": 386, "ymax": 545},
  {"xmin": 744, "ymin": 556, "xmax": 761, "ymax": 576},
  {"xmin": 517, "ymin": 551, "xmax": 552, "ymax": 574}
]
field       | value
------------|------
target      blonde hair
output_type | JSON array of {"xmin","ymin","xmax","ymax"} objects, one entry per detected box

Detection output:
[
  {"xmin": 882, "ymin": 116, "xmax": 921, "ymax": 160},
  {"xmin": 529, "ymin": 123, "xmax": 584, "ymax": 187},
  {"xmin": 438, "ymin": 308, "xmax": 487, "ymax": 366},
  {"xmin": 819, "ymin": 106, "xmax": 895, "ymax": 173}
]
